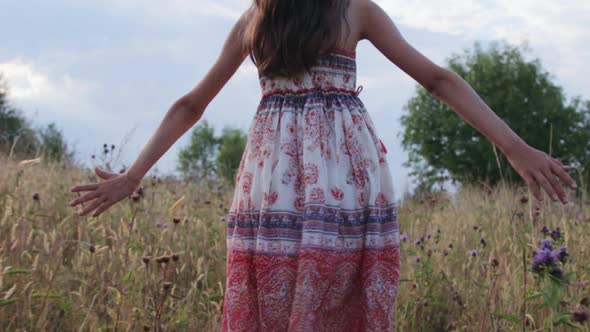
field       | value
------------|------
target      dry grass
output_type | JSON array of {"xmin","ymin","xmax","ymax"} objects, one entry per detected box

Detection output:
[{"xmin": 0, "ymin": 155, "xmax": 588, "ymax": 331}]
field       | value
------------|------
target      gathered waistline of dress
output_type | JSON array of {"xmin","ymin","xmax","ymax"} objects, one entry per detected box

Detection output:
[{"xmin": 261, "ymin": 85, "xmax": 364, "ymax": 99}]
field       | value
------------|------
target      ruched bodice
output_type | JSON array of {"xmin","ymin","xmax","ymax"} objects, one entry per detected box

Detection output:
[{"xmin": 258, "ymin": 50, "xmax": 359, "ymax": 99}]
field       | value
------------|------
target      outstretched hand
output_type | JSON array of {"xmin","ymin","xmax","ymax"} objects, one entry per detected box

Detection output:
[
  {"xmin": 505, "ymin": 143, "xmax": 577, "ymax": 204},
  {"xmin": 69, "ymin": 167, "xmax": 142, "ymax": 217}
]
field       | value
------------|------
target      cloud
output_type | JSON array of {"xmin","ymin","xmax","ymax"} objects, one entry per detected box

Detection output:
[
  {"xmin": 374, "ymin": 0, "xmax": 590, "ymax": 97},
  {"xmin": 83, "ymin": 0, "xmax": 249, "ymax": 21},
  {"xmin": 0, "ymin": 58, "xmax": 108, "ymax": 123}
]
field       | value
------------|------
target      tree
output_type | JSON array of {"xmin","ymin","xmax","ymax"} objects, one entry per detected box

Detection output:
[
  {"xmin": 177, "ymin": 119, "xmax": 220, "ymax": 181},
  {"xmin": 216, "ymin": 127, "xmax": 247, "ymax": 186},
  {"xmin": 400, "ymin": 40, "xmax": 590, "ymax": 191},
  {"xmin": 1, "ymin": 74, "xmax": 77, "ymax": 163},
  {"xmin": 37, "ymin": 122, "xmax": 76, "ymax": 164}
]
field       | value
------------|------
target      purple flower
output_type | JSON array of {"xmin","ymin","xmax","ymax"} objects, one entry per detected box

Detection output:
[
  {"xmin": 400, "ymin": 234, "xmax": 409, "ymax": 242},
  {"xmin": 541, "ymin": 226, "xmax": 549, "ymax": 235},
  {"xmin": 32, "ymin": 193, "xmax": 40, "ymax": 201},
  {"xmin": 578, "ymin": 281, "xmax": 587, "ymax": 288},
  {"xmin": 539, "ymin": 239, "xmax": 553, "ymax": 251},
  {"xmin": 414, "ymin": 256, "xmax": 421, "ymax": 263},
  {"xmin": 550, "ymin": 227, "xmax": 561, "ymax": 241},
  {"xmin": 469, "ymin": 249, "xmax": 477, "ymax": 257},
  {"xmin": 427, "ymin": 234, "xmax": 431, "ymax": 240}
]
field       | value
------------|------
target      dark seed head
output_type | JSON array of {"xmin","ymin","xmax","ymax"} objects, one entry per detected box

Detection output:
[
  {"xmin": 32, "ymin": 193, "xmax": 40, "ymax": 201},
  {"xmin": 91, "ymin": 154, "xmax": 95, "ymax": 159},
  {"xmin": 163, "ymin": 281, "xmax": 173, "ymax": 291},
  {"xmin": 142, "ymin": 256, "xmax": 151, "ymax": 265},
  {"xmin": 581, "ymin": 297, "xmax": 589, "ymax": 307},
  {"xmin": 520, "ymin": 195, "xmax": 529, "ymax": 204},
  {"xmin": 161, "ymin": 256, "xmax": 170, "ymax": 264},
  {"xmin": 173, "ymin": 218, "xmax": 181, "ymax": 225},
  {"xmin": 111, "ymin": 144, "xmax": 115, "ymax": 150},
  {"xmin": 491, "ymin": 258, "xmax": 499, "ymax": 268},
  {"xmin": 172, "ymin": 253, "xmax": 179, "ymax": 262},
  {"xmin": 89, "ymin": 243, "xmax": 96, "ymax": 253},
  {"xmin": 572, "ymin": 308, "xmax": 589, "ymax": 323},
  {"xmin": 103, "ymin": 143, "xmax": 107, "ymax": 148}
]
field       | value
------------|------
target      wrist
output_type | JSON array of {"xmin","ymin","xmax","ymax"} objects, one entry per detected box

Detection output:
[
  {"xmin": 501, "ymin": 138, "xmax": 529, "ymax": 159},
  {"xmin": 125, "ymin": 169, "xmax": 144, "ymax": 184}
]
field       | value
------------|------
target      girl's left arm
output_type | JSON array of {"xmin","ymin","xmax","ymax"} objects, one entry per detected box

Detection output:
[{"xmin": 69, "ymin": 10, "xmax": 251, "ymax": 217}]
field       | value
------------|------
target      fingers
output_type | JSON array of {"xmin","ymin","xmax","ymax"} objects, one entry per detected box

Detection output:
[
  {"xmin": 71, "ymin": 183, "xmax": 99, "ymax": 192},
  {"xmin": 523, "ymin": 173, "xmax": 542, "ymax": 201},
  {"xmin": 550, "ymin": 161, "xmax": 577, "ymax": 189},
  {"xmin": 95, "ymin": 167, "xmax": 117, "ymax": 180},
  {"xmin": 533, "ymin": 170, "xmax": 563, "ymax": 203},
  {"xmin": 91, "ymin": 200, "xmax": 114, "ymax": 217},
  {"xmin": 70, "ymin": 191, "xmax": 101, "ymax": 206},
  {"xmin": 541, "ymin": 167, "xmax": 567, "ymax": 203},
  {"xmin": 78, "ymin": 196, "xmax": 108, "ymax": 216}
]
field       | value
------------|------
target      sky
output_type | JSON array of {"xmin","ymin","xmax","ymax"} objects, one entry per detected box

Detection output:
[{"xmin": 1, "ymin": 0, "xmax": 589, "ymax": 198}]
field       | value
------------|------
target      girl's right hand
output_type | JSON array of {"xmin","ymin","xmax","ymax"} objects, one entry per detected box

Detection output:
[{"xmin": 505, "ymin": 143, "xmax": 577, "ymax": 204}]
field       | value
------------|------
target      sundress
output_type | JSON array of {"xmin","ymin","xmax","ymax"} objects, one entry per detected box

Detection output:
[{"xmin": 221, "ymin": 47, "xmax": 401, "ymax": 332}]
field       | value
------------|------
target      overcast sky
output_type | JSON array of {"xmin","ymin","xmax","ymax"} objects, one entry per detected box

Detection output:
[{"xmin": 1, "ymin": 0, "xmax": 588, "ymax": 198}]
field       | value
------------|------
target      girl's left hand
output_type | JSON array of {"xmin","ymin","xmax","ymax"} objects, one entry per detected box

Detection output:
[{"xmin": 69, "ymin": 167, "xmax": 142, "ymax": 217}]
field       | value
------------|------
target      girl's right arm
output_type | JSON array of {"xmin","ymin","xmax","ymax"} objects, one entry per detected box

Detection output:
[{"xmin": 360, "ymin": 0, "xmax": 576, "ymax": 203}]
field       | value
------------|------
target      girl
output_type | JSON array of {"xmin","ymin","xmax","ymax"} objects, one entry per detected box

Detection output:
[{"xmin": 69, "ymin": 0, "xmax": 577, "ymax": 330}]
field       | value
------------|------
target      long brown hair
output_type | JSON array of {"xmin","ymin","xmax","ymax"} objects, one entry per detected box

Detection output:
[{"xmin": 243, "ymin": 0, "xmax": 351, "ymax": 78}]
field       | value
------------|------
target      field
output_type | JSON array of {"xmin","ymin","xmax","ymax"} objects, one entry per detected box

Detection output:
[{"xmin": 0, "ymin": 156, "xmax": 589, "ymax": 331}]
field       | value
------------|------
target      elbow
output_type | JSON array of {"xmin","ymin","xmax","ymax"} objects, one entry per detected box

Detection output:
[
  {"xmin": 174, "ymin": 95, "xmax": 204, "ymax": 118},
  {"xmin": 428, "ymin": 66, "xmax": 455, "ymax": 98}
]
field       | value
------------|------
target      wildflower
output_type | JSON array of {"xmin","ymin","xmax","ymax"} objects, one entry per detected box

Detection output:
[
  {"xmin": 137, "ymin": 187, "xmax": 144, "ymax": 196},
  {"xmin": 578, "ymin": 281, "xmax": 587, "ymax": 289},
  {"xmin": 400, "ymin": 234, "xmax": 408, "ymax": 242},
  {"xmin": 480, "ymin": 237, "xmax": 487, "ymax": 247},
  {"xmin": 473, "ymin": 225, "xmax": 479, "ymax": 231},
  {"xmin": 449, "ymin": 243, "xmax": 453, "ymax": 249},
  {"xmin": 415, "ymin": 239, "xmax": 422, "ymax": 246},
  {"xmin": 32, "ymin": 193, "xmax": 40, "ymax": 201},
  {"xmin": 414, "ymin": 256, "xmax": 421, "ymax": 263},
  {"xmin": 491, "ymin": 258, "xmax": 499, "ymax": 268},
  {"xmin": 550, "ymin": 227, "xmax": 561, "ymax": 241},
  {"xmin": 427, "ymin": 249, "xmax": 432, "ymax": 257},
  {"xmin": 437, "ymin": 229, "xmax": 441, "ymax": 234},
  {"xmin": 220, "ymin": 216, "xmax": 226, "ymax": 222},
  {"xmin": 541, "ymin": 226, "xmax": 549, "ymax": 235},
  {"xmin": 443, "ymin": 249, "xmax": 449, "ymax": 256},
  {"xmin": 427, "ymin": 234, "xmax": 431, "ymax": 240},
  {"xmin": 91, "ymin": 154, "xmax": 95, "ymax": 159},
  {"xmin": 469, "ymin": 249, "xmax": 477, "ymax": 257},
  {"xmin": 130, "ymin": 193, "xmax": 140, "ymax": 202},
  {"xmin": 142, "ymin": 256, "xmax": 151, "ymax": 265},
  {"xmin": 532, "ymin": 248, "xmax": 552, "ymax": 272},
  {"xmin": 173, "ymin": 218, "xmax": 181, "ymax": 225},
  {"xmin": 581, "ymin": 297, "xmax": 589, "ymax": 307},
  {"xmin": 111, "ymin": 144, "xmax": 115, "ymax": 150},
  {"xmin": 520, "ymin": 195, "xmax": 528, "ymax": 204},
  {"xmin": 573, "ymin": 308, "xmax": 589, "ymax": 323},
  {"xmin": 172, "ymin": 253, "xmax": 179, "ymax": 262},
  {"xmin": 103, "ymin": 143, "xmax": 107, "ymax": 149},
  {"xmin": 163, "ymin": 281, "xmax": 173, "ymax": 291},
  {"xmin": 539, "ymin": 239, "xmax": 553, "ymax": 251},
  {"xmin": 89, "ymin": 243, "xmax": 96, "ymax": 253},
  {"xmin": 160, "ymin": 256, "xmax": 170, "ymax": 264},
  {"xmin": 103, "ymin": 148, "xmax": 109, "ymax": 154},
  {"xmin": 550, "ymin": 246, "xmax": 569, "ymax": 264}
]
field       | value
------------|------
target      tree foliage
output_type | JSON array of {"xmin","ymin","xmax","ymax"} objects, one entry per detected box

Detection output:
[
  {"xmin": 177, "ymin": 119, "xmax": 247, "ymax": 184},
  {"xmin": 0, "ymin": 74, "xmax": 75, "ymax": 163},
  {"xmin": 400, "ymin": 40, "xmax": 590, "ymax": 191}
]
